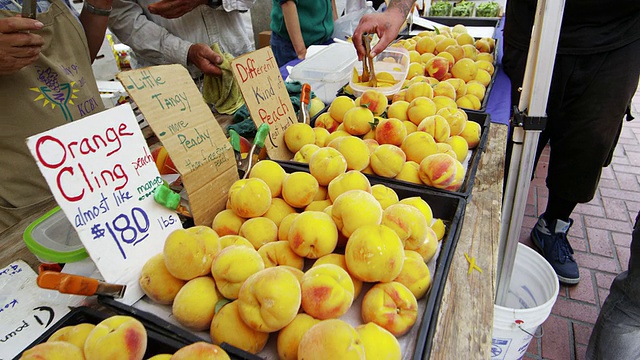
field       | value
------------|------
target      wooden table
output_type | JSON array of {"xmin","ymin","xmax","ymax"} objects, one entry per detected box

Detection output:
[
  {"xmin": 430, "ymin": 122, "xmax": 508, "ymax": 359},
  {"xmin": 0, "ymin": 122, "xmax": 509, "ymax": 360}
]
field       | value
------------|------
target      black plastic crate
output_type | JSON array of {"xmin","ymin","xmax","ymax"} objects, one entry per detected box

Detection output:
[
  {"xmin": 298, "ymin": 110, "xmax": 490, "ymax": 199},
  {"xmin": 14, "ymin": 306, "xmax": 193, "ymax": 359},
  {"xmin": 276, "ymin": 162, "xmax": 466, "ymax": 360}
]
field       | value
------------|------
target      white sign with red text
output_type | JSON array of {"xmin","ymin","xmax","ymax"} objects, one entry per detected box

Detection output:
[{"xmin": 26, "ymin": 104, "xmax": 182, "ymax": 305}]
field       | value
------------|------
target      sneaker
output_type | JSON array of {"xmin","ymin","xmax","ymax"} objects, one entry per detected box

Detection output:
[{"xmin": 531, "ymin": 216, "xmax": 580, "ymax": 285}]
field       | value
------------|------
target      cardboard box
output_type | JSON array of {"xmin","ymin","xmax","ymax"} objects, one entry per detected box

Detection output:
[{"xmin": 258, "ymin": 30, "xmax": 271, "ymax": 49}]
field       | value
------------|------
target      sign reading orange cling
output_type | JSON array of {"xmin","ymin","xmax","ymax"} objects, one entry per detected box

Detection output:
[{"xmin": 231, "ymin": 47, "xmax": 295, "ymax": 161}]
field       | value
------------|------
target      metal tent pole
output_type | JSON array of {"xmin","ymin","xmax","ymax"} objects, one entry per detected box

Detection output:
[{"xmin": 496, "ymin": 0, "xmax": 566, "ymax": 306}]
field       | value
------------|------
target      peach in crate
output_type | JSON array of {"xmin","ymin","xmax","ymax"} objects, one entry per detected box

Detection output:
[{"xmin": 350, "ymin": 46, "xmax": 410, "ymax": 99}]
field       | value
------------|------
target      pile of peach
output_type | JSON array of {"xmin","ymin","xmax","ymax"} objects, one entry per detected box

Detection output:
[
  {"xmin": 19, "ymin": 315, "xmax": 230, "ymax": 360},
  {"xmin": 138, "ymin": 159, "xmax": 446, "ymax": 359},
  {"xmin": 289, "ymin": 86, "xmax": 481, "ymax": 192}
]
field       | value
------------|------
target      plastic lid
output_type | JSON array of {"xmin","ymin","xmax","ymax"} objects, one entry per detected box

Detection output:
[
  {"xmin": 23, "ymin": 207, "xmax": 88, "ymax": 263},
  {"xmin": 289, "ymin": 43, "xmax": 358, "ymax": 83}
]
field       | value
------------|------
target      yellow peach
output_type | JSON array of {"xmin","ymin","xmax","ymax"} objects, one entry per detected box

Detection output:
[
  {"xmin": 410, "ymin": 226, "xmax": 439, "ymax": 262},
  {"xmin": 284, "ymin": 123, "xmax": 316, "ymax": 153},
  {"xmin": 139, "ymin": 253, "xmax": 186, "ymax": 305},
  {"xmin": 370, "ymin": 144, "xmax": 406, "ymax": 178},
  {"xmin": 371, "ymin": 183, "xmax": 399, "ymax": 210},
  {"xmin": 300, "ymin": 264, "xmax": 355, "ymax": 319},
  {"xmin": 381, "ymin": 203, "xmax": 429, "ymax": 248},
  {"xmin": 297, "ymin": 319, "xmax": 365, "ymax": 360},
  {"xmin": 171, "ymin": 342, "xmax": 230, "ymax": 360},
  {"xmin": 248, "ymin": 159, "xmax": 287, "ymax": 197},
  {"xmin": 355, "ymin": 322, "xmax": 402, "ymax": 360},
  {"xmin": 293, "ymin": 143, "xmax": 321, "ymax": 163},
  {"xmin": 387, "ymin": 100, "xmax": 410, "ymax": 121},
  {"xmin": 257, "ymin": 240, "xmax": 305, "ymax": 269},
  {"xmin": 238, "ymin": 216, "xmax": 278, "ymax": 249},
  {"xmin": 218, "ymin": 234, "xmax": 254, "ymax": 249},
  {"xmin": 172, "ymin": 276, "xmax": 220, "ymax": 331},
  {"xmin": 210, "ymin": 300, "xmax": 269, "ymax": 354},
  {"xmin": 331, "ymin": 189, "xmax": 383, "ymax": 238},
  {"xmin": 398, "ymin": 196, "xmax": 434, "ymax": 226},
  {"xmin": 356, "ymin": 89, "xmax": 388, "ymax": 116},
  {"xmin": 361, "ymin": 281, "xmax": 418, "ymax": 337},
  {"xmin": 163, "ymin": 226, "xmax": 220, "ymax": 280},
  {"xmin": 328, "ymin": 135, "xmax": 370, "ymax": 171},
  {"xmin": 83, "ymin": 316, "xmax": 147, "ymax": 360},
  {"xmin": 313, "ymin": 253, "xmax": 363, "ymax": 298},
  {"xmin": 401, "ymin": 131, "xmax": 438, "ymax": 163},
  {"xmin": 431, "ymin": 218, "xmax": 446, "ymax": 241},
  {"xmin": 288, "ymin": 210, "xmax": 338, "ymax": 259},
  {"xmin": 228, "ymin": 178, "xmax": 272, "ymax": 218},
  {"xmin": 304, "ymin": 199, "xmax": 332, "ymax": 212},
  {"xmin": 405, "ymin": 82, "xmax": 434, "ymax": 103},
  {"xmin": 343, "ymin": 106, "xmax": 375, "ymax": 136},
  {"xmin": 277, "ymin": 313, "xmax": 321, "ymax": 360},
  {"xmin": 394, "ymin": 250, "xmax": 432, "ymax": 299},
  {"xmin": 278, "ymin": 212, "xmax": 300, "ymax": 241},
  {"xmin": 211, "ymin": 209, "xmax": 245, "ymax": 236},
  {"xmin": 211, "ymin": 245, "xmax": 265, "ymax": 299},
  {"xmin": 281, "ymin": 171, "xmax": 320, "ymax": 208},
  {"xmin": 432, "ymin": 95, "xmax": 459, "ymax": 112},
  {"xmin": 314, "ymin": 112, "xmax": 340, "ymax": 133},
  {"xmin": 21, "ymin": 342, "xmax": 84, "ymax": 360},
  {"xmin": 345, "ymin": 224, "xmax": 405, "ymax": 282},
  {"xmin": 459, "ymin": 119, "xmax": 481, "ymax": 148},
  {"xmin": 418, "ymin": 114, "xmax": 451, "ymax": 143},
  {"xmin": 445, "ymin": 135, "xmax": 470, "ymax": 162},
  {"xmin": 407, "ymin": 96, "xmax": 437, "ymax": 125},
  {"xmin": 395, "ymin": 161, "xmax": 423, "ymax": 184},
  {"xmin": 329, "ymin": 95, "xmax": 356, "ymax": 123},
  {"xmin": 327, "ymin": 169, "xmax": 372, "ymax": 202},
  {"xmin": 437, "ymin": 107, "xmax": 468, "ymax": 136},
  {"xmin": 374, "ymin": 117, "xmax": 407, "ymax": 146},
  {"xmin": 419, "ymin": 153, "xmax": 465, "ymax": 191},
  {"xmin": 263, "ymin": 197, "xmax": 297, "ymax": 227},
  {"xmin": 312, "ymin": 127, "xmax": 330, "ymax": 147},
  {"xmin": 47, "ymin": 323, "xmax": 95, "ymax": 350},
  {"xmin": 308, "ymin": 147, "xmax": 348, "ymax": 186}
]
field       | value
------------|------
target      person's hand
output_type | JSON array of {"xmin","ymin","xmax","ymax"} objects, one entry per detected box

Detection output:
[
  {"xmin": 353, "ymin": 8, "xmax": 407, "ymax": 60},
  {"xmin": 187, "ymin": 43, "xmax": 223, "ymax": 76},
  {"xmin": 0, "ymin": 17, "xmax": 45, "ymax": 76},
  {"xmin": 148, "ymin": 0, "xmax": 207, "ymax": 19}
]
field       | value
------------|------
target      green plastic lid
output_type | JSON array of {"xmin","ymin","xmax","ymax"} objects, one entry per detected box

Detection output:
[{"xmin": 23, "ymin": 206, "xmax": 88, "ymax": 263}]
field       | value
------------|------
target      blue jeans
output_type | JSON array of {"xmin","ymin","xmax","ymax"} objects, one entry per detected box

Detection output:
[
  {"xmin": 586, "ymin": 211, "xmax": 640, "ymax": 359},
  {"xmin": 270, "ymin": 31, "xmax": 299, "ymax": 68}
]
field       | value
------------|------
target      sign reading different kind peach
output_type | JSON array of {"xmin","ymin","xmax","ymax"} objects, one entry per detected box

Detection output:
[
  {"xmin": 26, "ymin": 104, "xmax": 182, "ymax": 305},
  {"xmin": 231, "ymin": 47, "xmax": 295, "ymax": 160}
]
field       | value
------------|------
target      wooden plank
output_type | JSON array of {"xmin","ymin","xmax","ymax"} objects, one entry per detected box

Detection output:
[{"xmin": 429, "ymin": 123, "xmax": 508, "ymax": 359}]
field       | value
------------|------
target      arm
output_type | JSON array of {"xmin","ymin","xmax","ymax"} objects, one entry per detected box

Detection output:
[
  {"xmin": 0, "ymin": 17, "xmax": 45, "ymax": 75},
  {"xmin": 281, "ymin": 0, "xmax": 306, "ymax": 60},
  {"xmin": 331, "ymin": 0, "xmax": 338, "ymax": 20},
  {"xmin": 147, "ymin": 0, "xmax": 256, "ymax": 18},
  {"xmin": 108, "ymin": 0, "xmax": 222, "ymax": 75},
  {"xmin": 353, "ymin": 0, "xmax": 414, "ymax": 59},
  {"xmin": 79, "ymin": 0, "xmax": 114, "ymax": 61}
]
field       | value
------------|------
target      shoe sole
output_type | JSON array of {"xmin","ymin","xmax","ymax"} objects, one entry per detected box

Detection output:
[{"xmin": 531, "ymin": 229, "xmax": 580, "ymax": 285}]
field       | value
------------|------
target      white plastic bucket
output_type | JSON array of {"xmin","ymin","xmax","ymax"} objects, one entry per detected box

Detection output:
[{"xmin": 491, "ymin": 243, "xmax": 560, "ymax": 360}]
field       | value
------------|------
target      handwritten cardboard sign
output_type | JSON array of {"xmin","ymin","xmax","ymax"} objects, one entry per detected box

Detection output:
[
  {"xmin": 26, "ymin": 104, "xmax": 182, "ymax": 305},
  {"xmin": 117, "ymin": 65, "xmax": 237, "ymax": 226},
  {"xmin": 231, "ymin": 47, "xmax": 295, "ymax": 160}
]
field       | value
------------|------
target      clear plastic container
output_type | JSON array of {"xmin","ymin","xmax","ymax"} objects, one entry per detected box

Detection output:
[
  {"xmin": 23, "ymin": 207, "xmax": 88, "ymax": 264},
  {"xmin": 349, "ymin": 46, "xmax": 410, "ymax": 98},
  {"xmin": 289, "ymin": 43, "xmax": 358, "ymax": 104}
]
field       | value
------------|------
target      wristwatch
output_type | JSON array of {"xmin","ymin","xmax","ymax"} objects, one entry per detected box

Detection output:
[{"xmin": 207, "ymin": 0, "xmax": 221, "ymax": 7}]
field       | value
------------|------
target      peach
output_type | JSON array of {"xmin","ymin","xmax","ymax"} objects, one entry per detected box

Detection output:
[
  {"xmin": 172, "ymin": 276, "xmax": 220, "ymax": 331},
  {"xmin": 459, "ymin": 119, "xmax": 481, "ymax": 148},
  {"xmin": 443, "ymin": 44, "xmax": 465, "ymax": 62},
  {"xmin": 305, "ymin": 199, "xmax": 332, "ymax": 212},
  {"xmin": 238, "ymin": 216, "xmax": 278, "ymax": 249},
  {"xmin": 211, "ymin": 245, "xmax": 265, "ymax": 299},
  {"xmin": 408, "ymin": 49, "xmax": 421, "ymax": 63},
  {"xmin": 297, "ymin": 319, "xmax": 365, "ymax": 360},
  {"xmin": 391, "ymin": 88, "xmax": 407, "ymax": 103},
  {"xmin": 437, "ymin": 107, "xmax": 467, "ymax": 136},
  {"xmin": 84, "ymin": 316, "xmax": 147, "ymax": 360},
  {"xmin": 456, "ymin": 94, "xmax": 482, "ymax": 110},
  {"xmin": 420, "ymin": 52, "xmax": 436, "ymax": 64},
  {"xmin": 445, "ymin": 78, "xmax": 468, "ymax": 99},
  {"xmin": 288, "ymin": 210, "xmax": 338, "ymax": 258},
  {"xmin": 475, "ymin": 38, "xmax": 492, "ymax": 53},
  {"xmin": 406, "ymin": 96, "xmax": 437, "ymax": 126},
  {"xmin": 343, "ymin": 106, "xmax": 375, "ymax": 136},
  {"xmin": 329, "ymin": 95, "xmax": 356, "ymax": 123},
  {"xmin": 293, "ymin": 143, "xmax": 320, "ymax": 163},
  {"xmin": 445, "ymin": 135, "xmax": 470, "ymax": 162},
  {"xmin": 401, "ymin": 131, "xmax": 438, "ymax": 163},
  {"xmin": 21, "ymin": 342, "xmax": 84, "ymax": 360},
  {"xmin": 395, "ymin": 161, "xmax": 422, "ymax": 184},
  {"xmin": 374, "ymin": 117, "xmax": 407, "ymax": 146},
  {"xmin": 263, "ymin": 197, "xmax": 297, "ymax": 227},
  {"xmin": 328, "ymin": 135, "xmax": 370, "ymax": 171},
  {"xmin": 433, "ymin": 81, "xmax": 457, "ymax": 101},
  {"xmin": 171, "ymin": 342, "xmax": 230, "ymax": 360},
  {"xmin": 436, "ymin": 142, "xmax": 457, "ymax": 159},
  {"xmin": 327, "ymin": 169, "xmax": 372, "ymax": 202},
  {"xmin": 370, "ymin": 144, "xmax": 406, "ymax": 178},
  {"xmin": 418, "ymin": 114, "xmax": 451, "ymax": 142},
  {"xmin": 398, "ymin": 196, "xmax": 434, "ymax": 225},
  {"xmin": 432, "ymin": 95, "xmax": 459, "ymax": 112},
  {"xmin": 405, "ymin": 81, "xmax": 434, "ymax": 102},
  {"xmin": 435, "ymin": 37, "xmax": 457, "ymax": 53},
  {"xmin": 211, "ymin": 209, "xmax": 245, "ymax": 236},
  {"xmin": 345, "ymin": 224, "xmax": 405, "ymax": 282},
  {"xmin": 237, "ymin": 267, "xmax": 302, "ymax": 332},
  {"xmin": 308, "ymin": 147, "xmax": 348, "ymax": 186},
  {"xmin": 415, "ymin": 35, "xmax": 436, "ymax": 54},
  {"xmin": 474, "ymin": 68, "xmax": 492, "ymax": 87},
  {"xmin": 278, "ymin": 212, "xmax": 300, "ymax": 241},
  {"xmin": 409, "ymin": 226, "xmax": 439, "ymax": 262},
  {"xmin": 281, "ymin": 171, "xmax": 320, "ymax": 208},
  {"xmin": 363, "ymin": 138, "xmax": 380, "ymax": 155},
  {"xmin": 277, "ymin": 313, "xmax": 321, "ymax": 360},
  {"xmin": 386, "ymin": 100, "xmax": 410, "ymax": 121},
  {"xmin": 47, "ymin": 323, "xmax": 95, "ymax": 350},
  {"xmin": 210, "ymin": 300, "xmax": 269, "ymax": 354},
  {"xmin": 257, "ymin": 240, "xmax": 305, "ymax": 269},
  {"xmin": 315, "ymin": 185, "xmax": 328, "ymax": 200},
  {"xmin": 228, "ymin": 178, "xmax": 272, "ymax": 218},
  {"xmin": 312, "ymin": 127, "xmax": 330, "ymax": 147},
  {"xmin": 218, "ymin": 234, "xmax": 254, "ymax": 249},
  {"xmin": 371, "ymin": 183, "xmax": 399, "ymax": 210},
  {"xmin": 147, "ymin": 355, "xmax": 172, "ymax": 360},
  {"xmin": 361, "ymin": 281, "xmax": 418, "ymax": 337},
  {"xmin": 314, "ymin": 112, "xmax": 340, "ymax": 133},
  {"xmin": 355, "ymin": 322, "xmax": 402, "ymax": 360},
  {"xmin": 356, "ymin": 89, "xmax": 388, "ymax": 116},
  {"xmin": 284, "ymin": 122, "xmax": 316, "ymax": 153},
  {"xmin": 381, "ymin": 203, "xmax": 430, "ymax": 248},
  {"xmin": 139, "ymin": 253, "xmax": 186, "ymax": 305},
  {"xmin": 432, "ymin": 218, "xmax": 446, "ymax": 240},
  {"xmin": 406, "ymin": 62, "xmax": 426, "ymax": 80},
  {"xmin": 331, "ymin": 189, "xmax": 383, "ymax": 238},
  {"xmin": 163, "ymin": 226, "xmax": 220, "ymax": 280},
  {"xmin": 425, "ymin": 56, "xmax": 449, "ymax": 80},
  {"xmin": 300, "ymin": 264, "xmax": 355, "ymax": 319},
  {"xmin": 248, "ymin": 159, "xmax": 287, "ymax": 197},
  {"xmin": 466, "ymin": 81, "xmax": 486, "ymax": 101},
  {"xmin": 450, "ymin": 58, "xmax": 477, "ymax": 83},
  {"xmin": 419, "ymin": 153, "xmax": 465, "ymax": 191},
  {"xmin": 313, "ymin": 253, "xmax": 363, "ymax": 298},
  {"xmin": 404, "ymin": 120, "xmax": 418, "ymax": 134},
  {"xmin": 395, "ymin": 250, "xmax": 432, "ymax": 299},
  {"xmin": 461, "ymin": 43, "xmax": 479, "ymax": 60},
  {"xmin": 324, "ymin": 129, "xmax": 351, "ymax": 146}
]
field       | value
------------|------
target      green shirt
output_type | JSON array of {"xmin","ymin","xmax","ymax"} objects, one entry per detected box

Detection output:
[{"xmin": 270, "ymin": 0, "xmax": 334, "ymax": 47}]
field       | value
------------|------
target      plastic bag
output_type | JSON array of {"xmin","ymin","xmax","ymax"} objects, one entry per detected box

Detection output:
[{"xmin": 332, "ymin": 5, "xmax": 377, "ymax": 41}]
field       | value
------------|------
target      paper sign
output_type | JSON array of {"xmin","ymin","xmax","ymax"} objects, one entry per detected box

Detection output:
[
  {"xmin": 117, "ymin": 65, "xmax": 237, "ymax": 226},
  {"xmin": 26, "ymin": 104, "xmax": 182, "ymax": 305},
  {"xmin": 0, "ymin": 261, "xmax": 82, "ymax": 359},
  {"xmin": 231, "ymin": 47, "xmax": 295, "ymax": 160}
]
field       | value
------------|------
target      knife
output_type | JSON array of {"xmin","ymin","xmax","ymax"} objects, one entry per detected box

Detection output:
[
  {"xmin": 21, "ymin": 0, "xmax": 36, "ymax": 19},
  {"xmin": 37, "ymin": 264, "xmax": 127, "ymax": 298}
]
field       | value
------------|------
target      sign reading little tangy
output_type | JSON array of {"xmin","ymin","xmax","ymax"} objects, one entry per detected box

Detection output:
[
  {"xmin": 231, "ymin": 47, "xmax": 295, "ymax": 160},
  {"xmin": 26, "ymin": 104, "xmax": 182, "ymax": 305}
]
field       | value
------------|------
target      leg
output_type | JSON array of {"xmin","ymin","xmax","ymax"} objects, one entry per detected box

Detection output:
[{"xmin": 269, "ymin": 32, "xmax": 298, "ymax": 67}]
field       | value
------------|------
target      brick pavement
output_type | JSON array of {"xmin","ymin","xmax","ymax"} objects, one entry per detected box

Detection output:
[{"xmin": 520, "ymin": 84, "xmax": 640, "ymax": 359}]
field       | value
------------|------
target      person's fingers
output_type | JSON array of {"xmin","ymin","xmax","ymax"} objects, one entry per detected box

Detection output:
[{"xmin": 0, "ymin": 17, "xmax": 44, "ymax": 33}]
